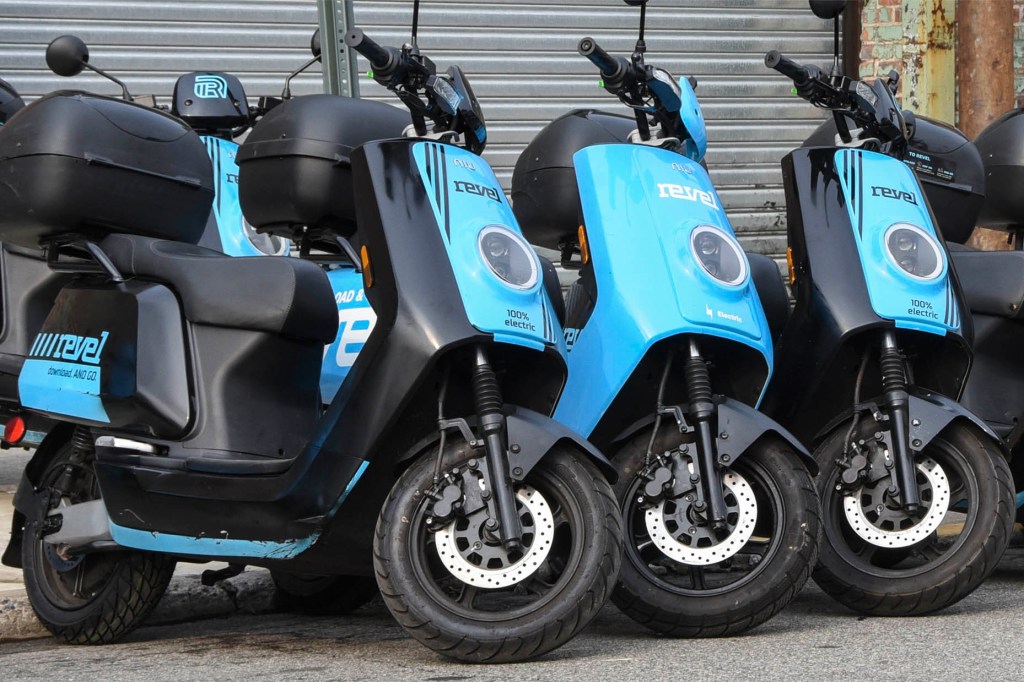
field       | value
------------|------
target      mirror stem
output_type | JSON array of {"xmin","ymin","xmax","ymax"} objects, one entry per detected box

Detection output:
[
  {"xmin": 282, "ymin": 56, "xmax": 321, "ymax": 99},
  {"xmin": 83, "ymin": 62, "xmax": 133, "ymax": 102}
]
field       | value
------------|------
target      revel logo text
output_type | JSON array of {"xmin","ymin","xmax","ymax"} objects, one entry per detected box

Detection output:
[
  {"xmin": 870, "ymin": 186, "xmax": 918, "ymax": 205},
  {"xmin": 29, "ymin": 331, "xmax": 110, "ymax": 365},
  {"xmin": 454, "ymin": 180, "xmax": 502, "ymax": 203},
  {"xmin": 194, "ymin": 74, "xmax": 228, "ymax": 99},
  {"xmin": 656, "ymin": 183, "xmax": 718, "ymax": 209}
]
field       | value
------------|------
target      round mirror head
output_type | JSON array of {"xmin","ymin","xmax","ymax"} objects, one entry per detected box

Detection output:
[
  {"xmin": 623, "ymin": 0, "xmax": 648, "ymax": 5},
  {"xmin": 809, "ymin": 0, "xmax": 845, "ymax": 19},
  {"xmin": 46, "ymin": 35, "xmax": 89, "ymax": 77},
  {"xmin": 310, "ymin": 29, "xmax": 321, "ymax": 59}
]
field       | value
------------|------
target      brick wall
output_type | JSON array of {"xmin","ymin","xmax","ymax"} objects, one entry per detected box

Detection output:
[
  {"xmin": 1017, "ymin": 0, "xmax": 1024, "ymax": 107},
  {"xmin": 859, "ymin": 0, "xmax": 903, "ymax": 86}
]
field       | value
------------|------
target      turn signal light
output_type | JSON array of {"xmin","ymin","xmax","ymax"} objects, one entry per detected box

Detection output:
[
  {"xmin": 786, "ymin": 246, "xmax": 796, "ymax": 285},
  {"xmin": 360, "ymin": 245, "xmax": 374, "ymax": 289},
  {"xmin": 578, "ymin": 225, "xmax": 591, "ymax": 265},
  {"xmin": 3, "ymin": 416, "xmax": 25, "ymax": 445}
]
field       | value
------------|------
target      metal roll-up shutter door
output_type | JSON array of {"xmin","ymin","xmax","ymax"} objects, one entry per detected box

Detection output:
[
  {"xmin": 351, "ymin": 0, "xmax": 836, "ymax": 263},
  {"xmin": 3, "ymin": 0, "xmax": 835, "ymax": 265},
  {"xmin": 0, "ymin": 1, "xmax": 324, "ymax": 103}
]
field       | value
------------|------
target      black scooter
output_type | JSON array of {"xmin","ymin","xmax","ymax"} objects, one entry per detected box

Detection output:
[
  {"xmin": 759, "ymin": 0, "xmax": 1013, "ymax": 616},
  {"xmin": 0, "ymin": 18, "xmax": 620, "ymax": 662}
]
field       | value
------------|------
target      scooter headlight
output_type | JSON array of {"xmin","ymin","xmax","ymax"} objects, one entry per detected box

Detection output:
[
  {"xmin": 478, "ymin": 225, "xmax": 538, "ymax": 289},
  {"xmin": 690, "ymin": 225, "xmax": 747, "ymax": 286},
  {"xmin": 242, "ymin": 217, "xmax": 289, "ymax": 256},
  {"xmin": 884, "ymin": 223, "xmax": 943, "ymax": 280}
]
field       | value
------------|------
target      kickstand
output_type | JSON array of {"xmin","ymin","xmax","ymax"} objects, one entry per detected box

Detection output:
[{"xmin": 201, "ymin": 563, "xmax": 245, "ymax": 586}]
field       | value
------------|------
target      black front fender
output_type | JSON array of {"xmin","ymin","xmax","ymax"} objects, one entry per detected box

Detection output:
[
  {"xmin": 716, "ymin": 397, "xmax": 817, "ymax": 475},
  {"xmin": 505, "ymin": 406, "xmax": 616, "ymax": 482},
  {"xmin": 814, "ymin": 388, "xmax": 1007, "ymax": 458}
]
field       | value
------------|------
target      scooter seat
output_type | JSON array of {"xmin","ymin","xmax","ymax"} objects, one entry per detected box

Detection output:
[
  {"xmin": 948, "ymin": 245, "xmax": 1024, "ymax": 319},
  {"xmin": 102, "ymin": 234, "xmax": 338, "ymax": 343}
]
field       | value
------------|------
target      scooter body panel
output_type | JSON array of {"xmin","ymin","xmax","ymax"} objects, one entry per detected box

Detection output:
[
  {"xmin": 320, "ymin": 267, "xmax": 376, "ymax": 404},
  {"xmin": 554, "ymin": 143, "xmax": 771, "ymax": 439},
  {"xmin": 762, "ymin": 147, "xmax": 973, "ymax": 444},
  {"xmin": 411, "ymin": 141, "xmax": 564, "ymax": 353},
  {"xmin": 834, "ymin": 148, "xmax": 961, "ymax": 335}
]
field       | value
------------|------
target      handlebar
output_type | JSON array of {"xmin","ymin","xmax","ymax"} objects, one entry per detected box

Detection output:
[
  {"xmin": 764, "ymin": 50, "xmax": 809, "ymax": 86},
  {"xmin": 578, "ymin": 37, "xmax": 635, "ymax": 94},
  {"xmin": 344, "ymin": 28, "xmax": 402, "ymax": 81}
]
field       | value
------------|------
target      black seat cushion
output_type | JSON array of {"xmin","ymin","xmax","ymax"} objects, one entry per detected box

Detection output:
[
  {"xmin": 949, "ymin": 244, "xmax": 1024, "ymax": 319},
  {"xmin": 748, "ymin": 253, "xmax": 790, "ymax": 342},
  {"xmin": 102, "ymin": 234, "xmax": 339, "ymax": 343}
]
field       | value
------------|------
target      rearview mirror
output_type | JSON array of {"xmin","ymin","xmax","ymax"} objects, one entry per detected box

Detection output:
[
  {"xmin": 809, "ymin": 0, "xmax": 845, "ymax": 20},
  {"xmin": 46, "ymin": 35, "xmax": 89, "ymax": 77},
  {"xmin": 310, "ymin": 29, "xmax": 321, "ymax": 59}
]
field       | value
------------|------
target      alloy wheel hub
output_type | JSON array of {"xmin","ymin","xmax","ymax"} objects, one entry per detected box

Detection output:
[
  {"xmin": 644, "ymin": 469, "xmax": 757, "ymax": 566},
  {"xmin": 843, "ymin": 456, "xmax": 950, "ymax": 548},
  {"xmin": 434, "ymin": 485, "xmax": 554, "ymax": 588}
]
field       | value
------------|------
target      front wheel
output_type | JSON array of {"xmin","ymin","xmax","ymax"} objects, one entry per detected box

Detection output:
[
  {"xmin": 813, "ymin": 419, "xmax": 1013, "ymax": 615},
  {"xmin": 374, "ymin": 443, "xmax": 621, "ymax": 663},
  {"xmin": 612, "ymin": 428, "xmax": 820, "ymax": 637}
]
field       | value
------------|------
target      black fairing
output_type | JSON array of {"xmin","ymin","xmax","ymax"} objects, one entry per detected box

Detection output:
[
  {"xmin": 760, "ymin": 148, "xmax": 972, "ymax": 444},
  {"xmin": 512, "ymin": 109, "xmax": 636, "ymax": 250},
  {"xmin": 0, "ymin": 92, "xmax": 214, "ymax": 249},
  {"xmin": 236, "ymin": 95, "xmax": 410, "ymax": 239},
  {"xmin": 975, "ymin": 109, "xmax": 1024, "ymax": 230},
  {"xmin": 83, "ymin": 139, "xmax": 567, "ymax": 574},
  {"xmin": 0, "ymin": 78, "xmax": 24, "ymax": 125},
  {"xmin": 171, "ymin": 72, "xmax": 249, "ymax": 134},
  {"xmin": 803, "ymin": 114, "xmax": 984, "ymax": 244}
]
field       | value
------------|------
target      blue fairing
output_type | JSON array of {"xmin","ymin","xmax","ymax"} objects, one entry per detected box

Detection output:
[
  {"xmin": 554, "ymin": 144, "xmax": 772, "ymax": 437},
  {"xmin": 677, "ymin": 76, "xmax": 707, "ymax": 162},
  {"xmin": 320, "ymin": 266, "xmax": 376, "ymax": 403},
  {"xmin": 835, "ymin": 149, "xmax": 960, "ymax": 335},
  {"xmin": 413, "ymin": 141, "xmax": 564, "ymax": 353}
]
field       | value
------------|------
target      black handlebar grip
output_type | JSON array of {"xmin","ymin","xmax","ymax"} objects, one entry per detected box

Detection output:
[
  {"xmin": 764, "ymin": 50, "xmax": 809, "ymax": 85},
  {"xmin": 344, "ymin": 28, "xmax": 397, "ymax": 74},
  {"xmin": 578, "ymin": 37, "xmax": 623, "ymax": 79}
]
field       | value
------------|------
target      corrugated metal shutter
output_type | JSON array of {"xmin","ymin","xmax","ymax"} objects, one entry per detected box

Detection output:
[{"xmin": 2, "ymin": 0, "xmax": 835, "ymax": 262}]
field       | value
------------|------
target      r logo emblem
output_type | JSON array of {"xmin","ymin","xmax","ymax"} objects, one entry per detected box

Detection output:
[{"xmin": 194, "ymin": 75, "xmax": 228, "ymax": 99}]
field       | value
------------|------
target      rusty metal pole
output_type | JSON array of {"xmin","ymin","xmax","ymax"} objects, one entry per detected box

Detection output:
[{"xmin": 958, "ymin": 0, "xmax": 1014, "ymax": 250}]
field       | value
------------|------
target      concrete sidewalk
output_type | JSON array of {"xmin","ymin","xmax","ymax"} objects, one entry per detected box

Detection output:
[{"xmin": 0, "ymin": 489, "xmax": 278, "ymax": 642}]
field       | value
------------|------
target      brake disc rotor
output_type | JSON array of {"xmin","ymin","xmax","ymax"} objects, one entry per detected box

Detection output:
[
  {"xmin": 843, "ymin": 456, "xmax": 950, "ymax": 548},
  {"xmin": 644, "ymin": 469, "xmax": 758, "ymax": 566},
  {"xmin": 434, "ymin": 485, "xmax": 554, "ymax": 589}
]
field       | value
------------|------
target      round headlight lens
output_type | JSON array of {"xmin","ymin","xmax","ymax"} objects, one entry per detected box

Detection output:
[
  {"xmin": 478, "ymin": 225, "xmax": 538, "ymax": 289},
  {"xmin": 884, "ymin": 223, "xmax": 943, "ymax": 280},
  {"xmin": 690, "ymin": 225, "xmax": 747, "ymax": 286}
]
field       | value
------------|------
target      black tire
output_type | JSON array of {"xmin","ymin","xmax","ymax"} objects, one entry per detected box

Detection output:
[
  {"xmin": 271, "ymin": 571, "xmax": 378, "ymax": 615},
  {"xmin": 374, "ymin": 443, "xmax": 621, "ymax": 663},
  {"xmin": 813, "ymin": 419, "xmax": 1014, "ymax": 615},
  {"xmin": 611, "ymin": 428, "xmax": 820, "ymax": 637},
  {"xmin": 22, "ymin": 438, "xmax": 175, "ymax": 644}
]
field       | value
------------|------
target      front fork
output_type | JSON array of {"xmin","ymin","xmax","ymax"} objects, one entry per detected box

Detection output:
[
  {"xmin": 840, "ymin": 330, "xmax": 921, "ymax": 513},
  {"xmin": 647, "ymin": 339, "xmax": 730, "ymax": 529},
  {"xmin": 430, "ymin": 346, "xmax": 523, "ymax": 552}
]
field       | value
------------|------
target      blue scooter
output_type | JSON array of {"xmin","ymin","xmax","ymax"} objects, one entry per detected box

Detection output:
[
  {"xmin": 511, "ymin": 0, "xmax": 820, "ymax": 637},
  {"xmin": 760, "ymin": 0, "xmax": 1012, "ymax": 616}
]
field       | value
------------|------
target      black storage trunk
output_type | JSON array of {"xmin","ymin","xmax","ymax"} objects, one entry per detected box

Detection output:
[
  {"xmin": 512, "ymin": 109, "xmax": 636, "ymax": 251},
  {"xmin": 803, "ymin": 114, "xmax": 985, "ymax": 244},
  {"xmin": 171, "ymin": 71, "xmax": 250, "ymax": 133},
  {"xmin": 0, "ymin": 91, "xmax": 214, "ymax": 250},
  {"xmin": 0, "ymin": 78, "xmax": 23, "ymax": 125},
  {"xmin": 236, "ymin": 94, "xmax": 410, "ymax": 238},
  {"xmin": 975, "ymin": 108, "xmax": 1024, "ymax": 230}
]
